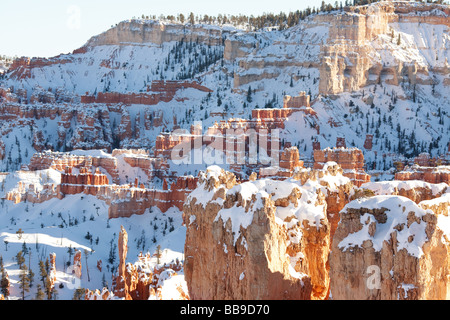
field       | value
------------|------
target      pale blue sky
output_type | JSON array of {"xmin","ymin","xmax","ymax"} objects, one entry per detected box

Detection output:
[{"xmin": 0, "ymin": 0, "xmax": 334, "ymax": 58}]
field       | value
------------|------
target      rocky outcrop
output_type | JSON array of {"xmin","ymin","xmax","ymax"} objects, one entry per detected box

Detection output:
[
  {"xmin": 73, "ymin": 250, "xmax": 82, "ymax": 279},
  {"xmin": 80, "ymin": 81, "xmax": 212, "ymax": 106},
  {"xmin": 105, "ymin": 176, "xmax": 198, "ymax": 217},
  {"xmin": 314, "ymin": 147, "xmax": 371, "ymax": 187},
  {"xmin": 360, "ymin": 180, "xmax": 449, "ymax": 204},
  {"xmin": 29, "ymin": 150, "xmax": 121, "ymax": 184},
  {"xmin": 85, "ymin": 288, "xmax": 117, "ymax": 300},
  {"xmin": 293, "ymin": 162, "xmax": 353, "ymax": 243},
  {"xmin": 8, "ymin": 57, "xmax": 72, "ymax": 80},
  {"xmin": 319, "ymin": 2, "xmax": 450, "ymax": 95},
  {"xmin": 111, "ymin": 226, "xmax": 186, "ymax": 300},
  {"xmin": 395, "ymin": 165, "xmax": 450, "ymax": 185},
  {"xmin": 49, "ymin": 253, "xmax": 57, "ymax": 291},
  {"xmin": 114, "ymin": 226, "xmax": 130, "ymax": 299},
  {"xmin": 9, "ymin": 149, "xmax": 198, "ymax": 215},
  {"xmin": 419, "ymin": 192, "xmax": 450, "ymax": 217},
  {"xmin": 60, "ymin": 167, "xmax": 109, "ymax": 195},
  {"xmin": 330, "ymin": 195, "xmax": 450, "ymax": 300},
  {"xmin": 183, "ymin": 165, "xmax": 345, "ymax": 300},
  {"xmin": 86, "ymin": 20, "xmax": 233, "ymax": 48}
]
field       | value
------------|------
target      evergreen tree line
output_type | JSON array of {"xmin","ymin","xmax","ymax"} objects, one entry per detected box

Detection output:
[{"xmin": 133, "ymin": 0, "xmax": 447, "ymax": 31}]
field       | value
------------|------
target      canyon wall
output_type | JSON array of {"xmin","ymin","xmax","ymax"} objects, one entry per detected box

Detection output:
[
  {"xmin": 319, "ymin": 2, "xmax": 450, "ymax": 95},
  {"xmin": 183, "ymin": 166, "xmax": 314, "ymax": 299},
  {"xmin": 330, "ymin": 195, "xmax": 450, "ymax": 299},
  {"xmin": 183, "ymin": 164, "xmax": 356, "ymax": 300},
  {"xmin": 85, "ymin": 20, "xmax": 233, "ymax": 48}
]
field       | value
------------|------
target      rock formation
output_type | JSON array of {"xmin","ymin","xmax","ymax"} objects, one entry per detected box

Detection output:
[
  {"xmin": 360, "ymin": 180, "xmax": 449, "ymax": 204},
  {"xmin": 111, "ymin": 226, "xmax": 186, "ymax": 300},
  {"xmin": 314, "ymin": 147, "xmax": 371, "ymax": 187},
  {"xmin": 183, "ymin": 165, "xmax": 355, "ymax": 300},
  {"xmin": 73, "ymin": 250, "xmax": 82, "ymax": 279},
  {"xmin": 49, "ymin": 253, "xmax": 57, "ymax": 291},
  {"xmin": 294, "ymin": 162, "xmax": 354, "ymax": 242},
  {"xmin": 330, "ymin": 195, "xmax": 450, "ymax": 299},
  {"xmin": 395, "ymin": 165, "xmax": 450, "ymax": 185},
  {"xmin": 114, "ymin": 225, "xmax": 130, "ymax": 299},
  {"xmin": 85, "ymin": 287, "xmax": 117, "ymax": 300},
  {"xmin": 85, "ymin": 20, "xmax": 233, "ymax": 48},
  {"xmin": 318, "ymin": 1, "xmax": 450, "ymax": 95}
]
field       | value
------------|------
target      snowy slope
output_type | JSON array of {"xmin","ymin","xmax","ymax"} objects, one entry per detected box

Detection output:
[{"xmin": 0, "ymin": 194, "xmax": 186, "ymax": 300}]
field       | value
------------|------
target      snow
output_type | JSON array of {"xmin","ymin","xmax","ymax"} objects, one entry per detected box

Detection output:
[
  {"xmin": 69, "ymin": 149, "xmax": 113, "ymax": 158},
  {"xmin": 214, "ymin": 191, "xmax": 265, "ymax": 245},
  {"xmin": 156, "ymin": 274, "xmax": 188, "ymax": 300},
  {"xmin": 0, "ymin": 169, "xmax": 61, "ymax": 198},
  {"xmin": 0, "ymin": 2, "xmax": 447, "ymax": 174},
  {"xmin": 339, "ymin": 195, "xmax": 432, "ymax": 258},
  {"xmin": 0, "ymin": 1, "xmax": 449, "ymax": 300},
  {"xmin": 361, "ymin": 180, "xmax": 448, "ymax": 196},
  {"xmin": 0, "ymin": 193, "xmax": 186, "ymax": 300},
  {"xmin": 398, "ymin": 283, "xmax": 416, "ymax": 299},
  {"xmin": 211, "ymin": 165, "xmax": 348, "ymax": 246}
]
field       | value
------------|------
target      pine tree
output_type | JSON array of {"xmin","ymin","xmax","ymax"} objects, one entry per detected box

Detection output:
[
  {"xmin": 72, "ymin": 288, "xmax": 85, "ymax": 300},
  {"xmin": 102, "ymin": 273, "xmax": 108, "ymax": 289},
  {"xmin": 45, "ymin": 274, "xmax": 53, "ymax": 300},
  {"xmin": 84, "ymin": 249, "xmax": 90, "ymax": 282},
  {"xmin": 39, "ymin": 260, "xmax": 47, "ymax": 286},
  {"xmin": 18, "ymin": 264, "xmax": 31, "ymax": 300},
  {"xmin": 67, "ymin": 245, "xmax": 74, "ymax": 266},
  {"xmin": 189, "ymin": 12, "xmax": 195, "ymax": 25},
  {"xmin": 0, "ymin": 256, "xmax": 10, "ymax": 298},
  {"xmin": 22, "ymin": 242, "xmax": 28, "ymax": 255},
  {"xmin": 246, "ymin": 86, "xmax": 253, "ymax": 103},
  {"xmin": 35, "ymin": 284, "xmax": 45, "ymax": 300},
  {"xmin": 28, "ymin": 268, "xmax": 35, "ymax": 288},
  {"xmin": 16, "ymin": 251, "xmax": 25, "ymax": 269}
]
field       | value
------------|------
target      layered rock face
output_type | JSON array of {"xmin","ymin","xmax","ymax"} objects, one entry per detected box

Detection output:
[
  {"xmin": 85, "ymin": 20, "xmax": 234, "ymax": 48},
  {"xmin": 184, "ymin": 166, "xmax": 313, "ymax": 300},
  {"xmin": 0, "ymin": 95, "xmax": 184, "ymax": 155},
  {"xmin": 7, "ymin": 149, "xmax": 199, "ymax": 216},
  {"xmin": 224, "ymin": 1, "xmax": 449, "ymax": 94},
  {"xmin": 318, "ymin": 1, "xmax": 450, "ymax": 95},
  {"xmin": 184, "ymin": 164, "xmax": 355, "ymax": 300},
  {"xmin": 395, "ymin": 165, "xmax": 450, "ymax": 185},
  {"xmin": 314, "ymin": 147, "xmax": 371, "ymax": 187},
  {"xmin": 330, "ymin": 195, "xmax": 450, "ymax": 300},
  {"xmin": 81, "ymin": 80, "xmax": 212, "ymax": 105},
  {"xmin": 61, "ymin": 167, "xmax": 109, "ymax": 195},
  {"xmin": 8, "ymin": 57, "xmax": 72, "ymax": 80}
]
